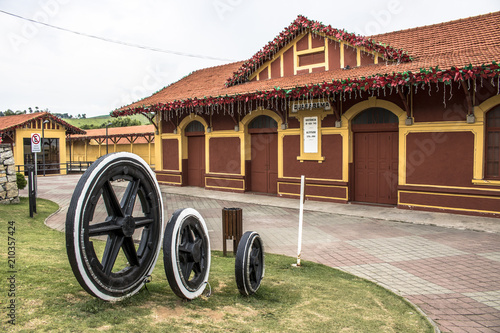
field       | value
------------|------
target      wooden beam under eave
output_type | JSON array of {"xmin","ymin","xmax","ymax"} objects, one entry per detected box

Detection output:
[{"xmin": 397, "ymin": 88, "xmax": 411, "ymax": 118}]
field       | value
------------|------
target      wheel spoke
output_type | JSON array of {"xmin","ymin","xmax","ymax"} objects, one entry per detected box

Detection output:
[
  {"xmin": 134, "ymin": 216, "xmax": 154, "ymax": 228},
  {"xmin": 88, "ymin": 220, "xmax": 121, "ymax": 236},
  {"xmin": 102, "ymin": 180, "xmax": 124, "ymax": 218},
  {"xmin": 122, "ymin": 237, "xmax": 140, "ymax": 267},
  {"xmin": 121, "ymin": 179, "xmax": 141, "ymax": 216},
  {"xmin": 101, "ymin": 234, "xmax": 124, "ymax": 275},
  {"xmin": 181, "ymin": 261, "xmax": 195, "ymax": 280}
]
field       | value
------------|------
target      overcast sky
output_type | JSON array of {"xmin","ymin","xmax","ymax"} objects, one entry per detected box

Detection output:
[{"xmin": 1, "ymin": 0, "xmax": 499, "ymax": 118}]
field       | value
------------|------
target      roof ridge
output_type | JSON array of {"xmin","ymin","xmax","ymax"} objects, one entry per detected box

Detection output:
[
  {"xmin": 224, "ymin": 14, "xmax": 412, "ymax": 87},
  {"xmin": 0, "ymin": 111, "xmax": 85, "ymax": 134},
  {"xmin": 371, "ymin": 11, "xmax": 500, "ymax": 38}
]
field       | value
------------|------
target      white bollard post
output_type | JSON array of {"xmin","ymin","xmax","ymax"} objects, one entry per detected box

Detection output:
[{"xmin": 297, "ymin": 175, "xmax": 305, "ymax": 266}]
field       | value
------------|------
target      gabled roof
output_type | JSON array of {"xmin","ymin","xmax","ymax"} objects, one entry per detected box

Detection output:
[
  {"xmin": 68, "ymin": 124, "xmax": 154, "ymax": 141},
  {"xmin": 114, "ymin": 12, "xmax": 500, "ymax": 117},
  {"xmin": 225, "ymin": 15, "xmax": 412, "ymax": 87},
  {"xmin": 0, "ymin": 112, "xmax": 85, "ymax": 135}
]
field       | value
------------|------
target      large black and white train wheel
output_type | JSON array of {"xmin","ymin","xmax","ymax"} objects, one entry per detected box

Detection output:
[
  {"xmin": 235, "ymin": 231, "xmax": 265, "ymax": 296},
  {"xmin": 163, "ymin": 208, "xmax": 211, "ymax": 300},
  {"xmin": 65, "ymin": 152, "xmax": 164, "ymax": 301}
]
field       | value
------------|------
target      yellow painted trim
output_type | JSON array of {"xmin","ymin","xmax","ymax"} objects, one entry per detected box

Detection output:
[
  {"xmin": 473, "ymin": 179, "xmax": 500, "ymax": 186},
  {"xmin": 279, "ymin": 176, "xmax": 345, "ymax": 183},
  {"xmin": 296, "ymin": 46, "xmax": 325, "ymax": 55},
  {"xmin": 293, "ymin": 42, "xmax": 297, "ymax": 75},
  {"xmin": 399, "ymin": 190, "xmax": 500, "ymax": 214},
  {"xmin": 356, "ymin": 48, "xmax": 361, "ymax": 67},
  {"xmin": 157, "ymin": 172, "xmax": 182, "ymax": 185},
  {"xmin": 404, "ymin": 183, "xmax": 500, "ymax": 192},
  {"xmin": 324, "ymin": 36, "xmax": 329, "ymax": 71},
  {"xmin": 205, "ymin": 176, "xmax": 244, "ymax": 191},
  {"xmin": 280, "ymin": 54, "xmax": 284, "ymax": 77},
  {"xmin": 473, "ymin": 94, "xmax": 500, "ymax": 181},
  {"xmin": 399, "ymin": 123, "xmax": 482, "ymax": 185},
  {"xmin": 296, "ymin": 63, "xmax": 327, "ymax": 71},
  {"xmin": 340, "ymin": 42, "xmax": 344, "ymax": 68},
  {"xmin": 159, "ymin": 180, "xmax": 182, "ymax": 186},
  {"xmin": 278, "ymin": 181, "xmax": 348, "ymax": 201}
]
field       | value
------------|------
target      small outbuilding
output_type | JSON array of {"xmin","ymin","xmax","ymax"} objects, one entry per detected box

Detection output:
[{"xmin": 0, "ymin": 112, "xmax": 85, "ymax": 175}]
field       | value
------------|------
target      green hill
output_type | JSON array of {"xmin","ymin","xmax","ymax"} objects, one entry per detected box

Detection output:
[{"xmin": 64, "ymin": 114, "xmax": 150, "ymax": 129}]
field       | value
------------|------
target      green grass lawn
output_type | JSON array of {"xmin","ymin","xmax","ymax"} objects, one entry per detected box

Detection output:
[{"xmin": 0, "ymin": 198, "xmax": 434, "ymax": 332}]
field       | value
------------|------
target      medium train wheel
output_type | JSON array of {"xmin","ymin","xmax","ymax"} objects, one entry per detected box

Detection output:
[
  {"xmin": 235, "ymin": 231, "xmax": 265, "ymax": 296},
  {"xmin": 65, "ymin": 152, "xmax": 164, "ymax": 301},
  {"xmin": 163, "ymin": 208, "xmax": 211, "ymax": 300}
]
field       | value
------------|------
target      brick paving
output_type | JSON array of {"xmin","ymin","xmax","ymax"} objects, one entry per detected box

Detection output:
[{"xmin": 22, "ymin": 174, "xmax": 500, "ymax": 333}]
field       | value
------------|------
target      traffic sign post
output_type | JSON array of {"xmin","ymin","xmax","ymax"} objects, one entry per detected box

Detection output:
[{"xmin": 31, "ymin": 133, "xmax": 41, "ymax": 197}]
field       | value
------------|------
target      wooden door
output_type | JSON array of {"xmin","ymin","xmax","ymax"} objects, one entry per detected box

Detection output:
[
  {"xmin": 250, "ymin": 133, "xmax": 278, "ymax": 194},
  {"xmin": 354, "ymin": 131, "xmax": 398, "ymax": 204},
  {"xmin": 187, "ymin": 135, "xmax": 205, "ymax": 187}
]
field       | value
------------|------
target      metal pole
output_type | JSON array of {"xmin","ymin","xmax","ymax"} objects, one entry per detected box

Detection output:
[
  {"xmin": 297, "ymin": 175, "xmax": 305, "ymax": 266},
  {"xmin": 42, "ymin": 119, "xmax": 49, "ymax": 176},
  {"xmin": 106, "ymin": 125, "xmax": 108, "ymax": 155},
  {"xmin": 42, "ymin": 122, "xmax": 45, "ymax": 176},
  {"xmin": 34, "ymin": 152, "xmax": 37, "ymax": 196}
]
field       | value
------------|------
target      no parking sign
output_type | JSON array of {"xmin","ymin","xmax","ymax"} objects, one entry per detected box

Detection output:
[{"xmin": 31, "ymin": 133, "xmax": 41, "ymax": 153}]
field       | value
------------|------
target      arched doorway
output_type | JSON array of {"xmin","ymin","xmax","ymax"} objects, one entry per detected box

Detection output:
[
  {"xmin": 185, "ymin": 120, "xmax": 205, "ymax": 187},
  {"xmin": 353, "ymin": 108, "xmax": 399, "ymax": 205},
  {"xmin": 248, "ymin": 115, "xmax": 278, "ymax": 194}
]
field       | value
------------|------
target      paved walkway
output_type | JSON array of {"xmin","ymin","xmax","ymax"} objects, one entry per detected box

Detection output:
[{"xmin": 23, "ymin": 174, "xmax": 500, "ymax": 332}]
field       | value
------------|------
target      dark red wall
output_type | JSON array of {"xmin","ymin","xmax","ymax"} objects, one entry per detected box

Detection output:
[
  {"xmin": 405, "ymin": 131, "xmax": 474, "ymax": 187},
  {"xmin": 161, "ymin": 119, "xmax": 176, "ymax": 133},
  {"xmin": 413, "ymin": 84, "xmax": 468, "ymax": 122},
  {"xmin": 328, "ymin": 40, "xmax": 341, "ymax": 70},
  {"xmin": 212, "ymin": 114, "xmax": 236, "ymax": 131},
  {"xmin": 283, "ymin": 134, "xmax": 343, "ymax": 180},
  {"xmin": 162, "ymin": 138, "xmax": 179, "ymax": 171},
  {"xmin": 209, "ymin": 137, "xmax": 241, "ymax": 174},
  {"xmin": 344, "ymin": 44, "xmax": 357, "ymax": 68}
]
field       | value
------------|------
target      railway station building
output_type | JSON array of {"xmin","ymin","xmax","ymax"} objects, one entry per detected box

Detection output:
[{"xmin": 114, "ymin": 13, "xmax": 500, "ymax": 216}]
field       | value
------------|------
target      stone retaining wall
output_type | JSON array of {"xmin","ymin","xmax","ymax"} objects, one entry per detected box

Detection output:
[{"xmin": 0, "ymin": 144, "xmax": 19, "ymax": 204}]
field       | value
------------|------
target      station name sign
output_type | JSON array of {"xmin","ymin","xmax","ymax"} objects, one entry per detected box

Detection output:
[{"xmin": 291, "ymin": 101, "xmax": 331, "ymax": 113}]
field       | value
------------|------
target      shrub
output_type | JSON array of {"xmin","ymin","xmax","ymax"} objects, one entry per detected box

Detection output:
[{"xmin": 16, "ymin": 172, "xmax": 27, "ymax": 190}]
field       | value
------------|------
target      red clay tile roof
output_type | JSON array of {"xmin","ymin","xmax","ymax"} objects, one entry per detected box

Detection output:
[
  {"xmin": 114, "ymin": 12, "xmax": 500, "ymax": 116},
  {"xmin": 0, "ymin": 112, "xmax": 85, "ymax": 134},
  {"xmin": 69, "ymin": 125, "xmax": 155, "ymax": 145}
]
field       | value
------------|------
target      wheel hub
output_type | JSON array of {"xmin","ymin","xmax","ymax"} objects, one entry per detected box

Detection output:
[{"xmin": 120, "ymin": 216, "xmax": 136, "ymax": 237}]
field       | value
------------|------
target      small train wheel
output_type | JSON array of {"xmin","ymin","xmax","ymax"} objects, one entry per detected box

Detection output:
[
  {"xmin": 235, "ymin": 231, "xmax": 265, "ymax": 296},
  {"xmin": 163, "ymin": 208, "xmax": 211, "ymax": 300}
]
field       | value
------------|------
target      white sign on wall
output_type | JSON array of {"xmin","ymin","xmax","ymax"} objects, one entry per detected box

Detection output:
[{"xmin": 303, "ymin": 117, "xmax": 318, "ymax": 154}]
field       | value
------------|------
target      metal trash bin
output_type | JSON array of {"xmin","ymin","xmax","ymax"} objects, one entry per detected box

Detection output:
[{"xmin": 222, "ymin": 207, "xmax": 243, "ymax": 256}]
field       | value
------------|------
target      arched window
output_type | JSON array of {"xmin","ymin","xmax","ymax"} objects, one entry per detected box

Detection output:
[
  {"xmin": 249, "ymin": 115, "xmax": 278, "ymax": 129},
  {"xmin": 185, "ymin": 120, "xmax": 204, "ymax": 133},
  {"xmin": 352, "ymin": 107, "xmax": 399, "ymax": 125},
  {"xmin": 485, "ymin": 105, "xmax": 500, "ymax": 178}
]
